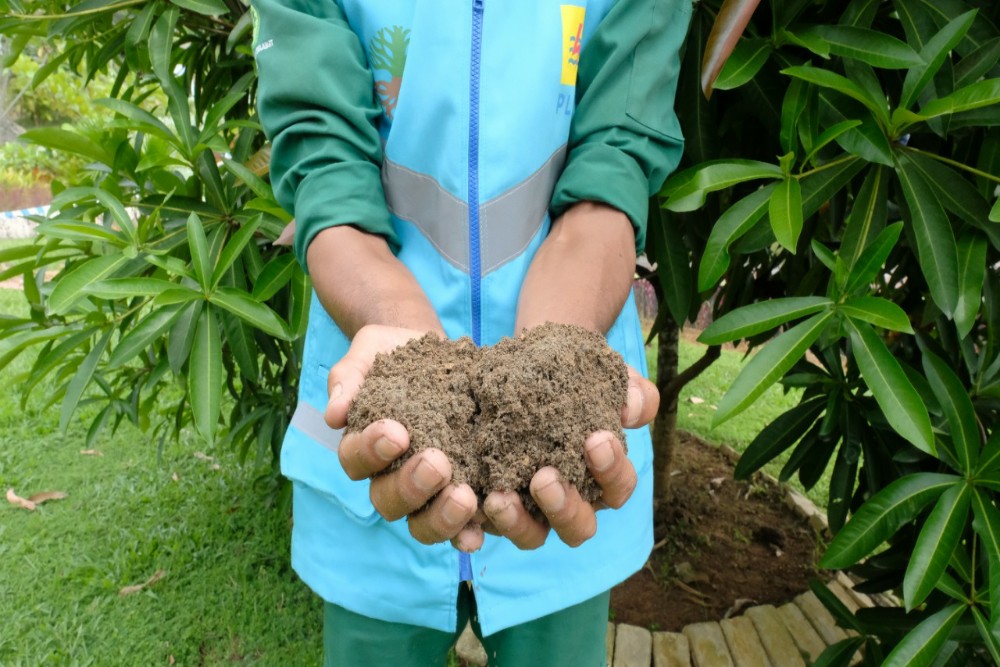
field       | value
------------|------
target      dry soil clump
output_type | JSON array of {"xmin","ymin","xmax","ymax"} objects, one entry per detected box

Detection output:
[{"xmin": 347, "ymin": 323, "xmax": 629, "ymax": 510}]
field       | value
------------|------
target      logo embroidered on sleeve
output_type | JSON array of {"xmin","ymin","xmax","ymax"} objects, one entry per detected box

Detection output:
[{"xmin": 559, "ymin": 5, "xmax": 586, "ymax": 86}]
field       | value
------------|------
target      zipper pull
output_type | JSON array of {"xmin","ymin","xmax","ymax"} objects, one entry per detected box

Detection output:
[{"xmin": 474, "ymin": 0, "xmax": 484, "ymax": 11}]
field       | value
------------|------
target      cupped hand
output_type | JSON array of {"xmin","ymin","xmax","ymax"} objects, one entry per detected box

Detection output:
[
  {"xmin": 326, "ymin": 324, "xmax": 482, "ymax": 550},
  {"xmin": 482, "ymin": 365, "xmax": 659, "ymax": 549}
]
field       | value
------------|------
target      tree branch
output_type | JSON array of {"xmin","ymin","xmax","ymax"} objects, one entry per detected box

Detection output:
[{"xmin": 664, "ymin": 344, "xmax": 721, "ymax": 398}]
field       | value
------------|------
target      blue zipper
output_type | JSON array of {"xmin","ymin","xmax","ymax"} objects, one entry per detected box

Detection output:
[
  {"xmin": 460, "ymin": 0, "xmax": 485, "ymax": 585},
  {"xmin": 469, "ymin": 0, "xmax": 484, "ymax": 347}
]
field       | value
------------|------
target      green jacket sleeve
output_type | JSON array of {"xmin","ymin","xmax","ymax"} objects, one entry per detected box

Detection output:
[
  {"xmin": 252, "ymin": 0, "xmax": 397, "ymax": 271},
  {"xmin": 549, "ymin": 0, "xmax": 691, "ymax": 254}
]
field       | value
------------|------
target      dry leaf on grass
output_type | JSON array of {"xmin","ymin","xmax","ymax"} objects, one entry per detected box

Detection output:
[
  {"xmin": 193, "ymin": 451, "xmax": 214, "ymax": 462},
  {"xmin": 171, "ymin": 473, "xmax": 180, "ymax": 482},
  {"xmin": 80, "ymin": 449, "xmax": 104, "ymax": 456},
  {"xmin": 688, "ymin": 396, "xmax": 705, "ymax": 404},
  {"xmin": 119, "ymin": 569, "xmax": 166, "ymax": 597},
  {"xmin": 7, "ymin": 488, "xmax": 36, "ymax": 511},
  {"xmin": 7, "ymin": 488, "xmax": 68, "ymax": 510}
]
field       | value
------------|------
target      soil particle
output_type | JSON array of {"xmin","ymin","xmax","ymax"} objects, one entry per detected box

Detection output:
[{"xmin": 347, "ymin": 323, "xmax": 628, "ymax": 509}]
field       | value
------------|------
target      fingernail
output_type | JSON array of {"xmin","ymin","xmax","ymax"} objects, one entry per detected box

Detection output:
[
  {"xmin": 536, "ymin": 480, "xmax": 566, "ymax": 513},
  {"xmin": 413, "ymin": 458, "xmax": 444, "ymax": 492},
  {"xmin": 374, "ymin": 436, "xmax": 402, "ymax": 462},
  {"xmin": 625, "ymin": 385, "xmax": 642, "ymax": 426},
  {"xmin": 330, "ymin": 383, "xmax": 343, "ymax": 401},
  {"xmin": 490, "ymin": 502, "xmax": 516, "ymax": 531},
  {"xmin": 442, "ymin": 496, "xmax": 468, "ymax": 525},
  {"xmin": 586, "ymin": 438, "xmax": 615, "ymax": 472}
]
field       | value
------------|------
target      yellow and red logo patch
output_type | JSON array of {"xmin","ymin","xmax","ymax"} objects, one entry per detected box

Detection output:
[{"xmin": 560, "ymin": 5, "xmax": 586, "ymax": 86}]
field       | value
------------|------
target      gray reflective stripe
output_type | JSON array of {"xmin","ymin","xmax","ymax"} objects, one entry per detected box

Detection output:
[
  {"xmin": 381, "ymin": 144, "xmax": 567, "ymax": 275},
  {"xmin": 481, "ymin": 145, "xmax": 566, "ymax": 273},
  {"xmin": 290, "ymin": 401, "xmax": 343, "ymax": 453},
  {"xmin": 383, "ymin": 158, "xmax": 470, "ymax": 270}
]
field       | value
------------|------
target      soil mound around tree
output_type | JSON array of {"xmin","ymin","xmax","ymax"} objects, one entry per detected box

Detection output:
[
  {"xmin": 610, "ymin": 432, "xmax": 823, "ymax": 630},
  {"xmin": 347, "ymin": 323, "xmax": 628, "ymax": 509}
]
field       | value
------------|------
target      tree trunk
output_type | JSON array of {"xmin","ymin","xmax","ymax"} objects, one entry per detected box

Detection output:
[{"xmin": 652, "ymin": 312, "xmax": 680, "ymax": 529}]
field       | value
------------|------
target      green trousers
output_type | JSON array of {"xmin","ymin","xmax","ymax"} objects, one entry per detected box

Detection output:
[{"xmin": 323, "ymin": 585, "xmax": 610, "ymax": 666}]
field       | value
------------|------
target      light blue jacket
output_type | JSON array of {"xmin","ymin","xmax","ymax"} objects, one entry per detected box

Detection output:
[{"xmin": 254, "ymin": 0, "xmax": 689, "ymax": 636}]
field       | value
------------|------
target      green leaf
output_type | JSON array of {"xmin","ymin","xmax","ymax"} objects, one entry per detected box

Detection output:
[
  {"xmin": 209, "ymin": 287, "xmax": 291, "ymax": 340},
  {"xmin": 769, "ymin": 177, "xmax": 803, "ymax": 252},
  {"xmin": 647, "ymin": 203, "xmax": 692, "ymax": 325},
  {"xmin": 784, "ymin": 66, "xmax": 888, "ymax": 122},
  {"xmin": 222, "ymin": 157, "xmax": 273, "ymax": 201},
  {"xmin": 821, "ymin": 472, "xmax": 960, "ymax": 568},
  {"xmin": 838, "ymin": 167, "xmax": 889, "ymax": 287},
  {"xmin": 697, "ymin": 185, "xmax": 773, "ymax": 291},
  {"xmin": 220, "ymin": 309, "xmax": 260, "ymax": 384},
  {"xmin": 186, "ymin": 213, "xmax": 212, "ymax": 289},
  {"xmin": 714, "ymin": 311, "xmax": 834, "ymax": 425},
  {"xmin": 734, "ymin": 396, "xmax": 826, "ymax": 479},
  {"xmin": 713, "ymin": 38, "xmax": 772, "ymax": 91},
  {"xmin": 916, "ymin": 78, "xmax": 1000, "ymax": 120},
  {"xmin": 816, "ymin": 25, "xmax": 923, "ymax": 69},
  {"xmin": 840, "ymin": 297, "xmax": 913, "ymax": 333},
  {"xmin": 810, "ymin": 637, "xmax": 867, "ymax": 667},
  {"xmin": 48, "ymin": 254, "xmax": 131, "ymax": 315},
  {"xmin": 19, "ymin": 128, "xmax": 112, "ymax": 166},
  {"xmin": 922, "ymin": 349, "xmax": 980, "ymax": 472},
  {"xmin": 780, "ymin": 79, "xmax": 809, "ymax": 155},
  {"xmin": 801, "ymin": 156, "xmax": 865, "ymax": 218},
  {"xmin": 97, "ymin": 98, "xmax": 177, "ymax": 145},
  {"xmin": 810, "ymin": 579, "xmax": 865, "ymax": 633},
  {"xmin": 108, "ymin": 304, "xmax": 185, "ymax": 368},
  {"xmin": 287, "ymin": 269, "xmax": 311, "ymax": 338},
  {"xmin": 153, "ymin": 287, "xmax": 204, "ymax": 307},
  {"xmin": 954, "ymin": 230, "xmax": 987, "ymax": 340},
  {"xmin": 848, "ymin": 320, "xmax": 935, "ymax": 455},
  {"xmin": 59, "ymin": 328, "xmax": 114, "ymax": 433},
  {"xmin": 991, "ymin": 197, "xmax": 1000, "ymax": 223},
  {"xmin": 662, "ymin": 160, "xmax": 783, "ymax": 213},
  {"xmin": 252, "ymin": 254, "xmax": 297, "ymax": 301},
  {"xmin": 169, "ymin": 0, "xmax": 228, "ymax": 17},
  {"xmin": 48, "ymin": 187, "xmax": 137, "ymax": 244},
  {"xmin": 84, "ymin": 278, "xmax": 178, "ymax": 300},
  {"xmin": 811, "ymin": 240, "xmax": 837, "ymax": 272},
  {"xmin": 896, "ymin": 157, "xmax": 960, "ymax": 317},
  {"xmin": 903, "ymin": 482, "xmax": 971, "ymax": 609},
  {"xmin": 189, "ymin": 306, "xmax": 222, "ymax": 444},
  {"xmin": 149, "ymin": 6, "xmax": 178, "ymax": 82},
  {"xmin": 819, "ymin": 94, "xmax": 895, "ymax": 166},
  {"xmin": 843, "ymin": 221, "xmax": 903, "ymax": 295},
  {"xmin": 971, "ymin": 489, "xmax": 1000, "ymax": 618},
  {"xmin": 980, "ymin": 430, "xmax": 1000, "ymax": 474},
  {"xmin": 167, "ymin": 300, "xmax": 202, "ymax": 376},
  {"xmin": 900, "ymin": 10, "xmax": 978, "ymax": 110},
  {"xmin": 802, "ymin": 120, "xmax": 861, "ymax": 168},
  {"xmin": 699, "ymin": 297, "xmax": 832, "ymax": 345},
  {"xmin": 883, "ymin": 603, "xmax": 965, "ymax": 667},
  {"xmin": 955, "ymin": 36, "xmax": 1000, "ymax": 88},
  {"xmin": 971, "ymin": 607, "xmax": 1000, "ymax": 666},
  {"xmin": 211, "ymin": 215, "xmax": 261, "ymax": 289},
  {"xmin": 35, "ymin": 220, "xmax": 127, "ymax": 246}
]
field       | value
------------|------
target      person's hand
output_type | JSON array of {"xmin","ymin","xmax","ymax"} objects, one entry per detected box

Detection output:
[
  {"xmin": 325, "ymin": 324, "xmax": 482, "ymax": 550},
  {"xmin": 480, "ymin": 364, "xmax": 658, "ymax": 549}
]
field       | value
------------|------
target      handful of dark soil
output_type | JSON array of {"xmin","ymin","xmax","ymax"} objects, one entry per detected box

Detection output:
[{"xmin": 346, "ymin": 323, "xmax": 629, "ymax": 513}]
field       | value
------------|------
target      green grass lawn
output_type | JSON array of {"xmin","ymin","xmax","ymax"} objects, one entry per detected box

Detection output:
[
  {"xmin": 1, "ymin": 283, "xmax": 829, "ymax": 665},
  {"xmin": 647, "ymin": 334, "xmax": 833, "ymax": 509},
  {"xmin": 0, "ymin": 288, "xmax": 323, "ymax": 665}
]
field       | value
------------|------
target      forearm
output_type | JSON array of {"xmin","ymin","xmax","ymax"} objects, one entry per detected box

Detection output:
[
  {"xmin": 516, "ymin": 202, "xmax": 637, "ymax": 334},
  {"xmin": 306, "ymin": 226, "xmax": 443, "ymax": 338}
]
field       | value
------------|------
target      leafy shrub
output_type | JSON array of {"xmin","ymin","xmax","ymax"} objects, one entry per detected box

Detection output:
[{"xmin": 650, "ymin": 0, "xmax": 999, "ymax": 663}]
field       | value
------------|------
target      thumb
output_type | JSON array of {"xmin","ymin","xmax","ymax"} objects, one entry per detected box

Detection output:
[
  {"xmin": 324, "ymin": 348, "xmax": 372, "ymax": 429},
  {"xmin": 621, "ymin": 365, "xmax": 659, "ymax": 429}
]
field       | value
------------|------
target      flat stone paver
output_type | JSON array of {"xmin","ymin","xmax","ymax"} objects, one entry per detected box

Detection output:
[
  {"xmin": 777, "ymin": 602, "xmax": 827, "ymax": 663},
  {"xmin": 745, "ymin": 605, "xmax": 806, "ymax": 667},
  {"xmin": 834, "ymin": 572, "xmax": 876, "ymax": 609},
  {"xmin": 607, "ymin": 622, "xmax": 616, "ymax": 667},
  {"xmin": 795, "ymin": 591, "xmax": 849, "ymax": 645},
  {"xmin": 455, "ymin": 623, "xmax": 487, "ymax": 666},
  {"xmin": 653, "ymin": 631, "xmax": 690, "ymax": 667},
  {"xmin": 719, "ymin": 616, "xmax": 771, "ymax": 667},
  {"xmin": 683, "ymin": 622, "xmax": 735, "ymax": 667},
  {"xmin": 614, "ymin": 624, "xmax": 653, "ymax": 667}
]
